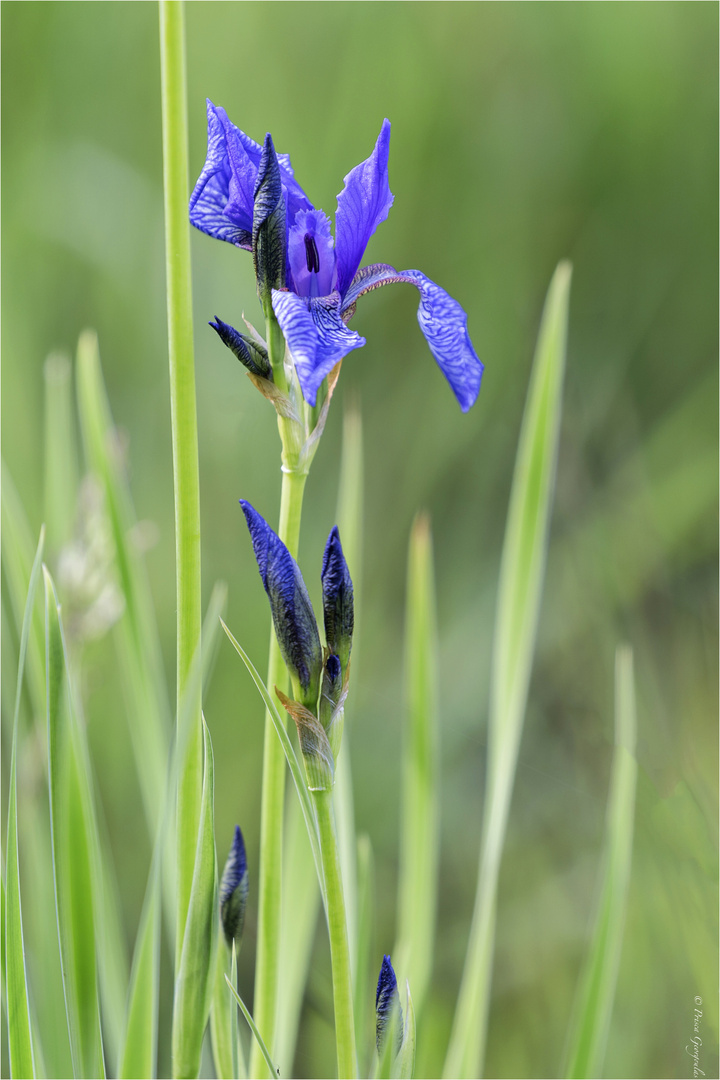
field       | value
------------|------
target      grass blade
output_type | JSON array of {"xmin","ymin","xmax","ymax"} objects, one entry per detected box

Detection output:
[
  {"xmin": 75, "ymin": 330, "xmax": 170, "ymax": 835},
  {"xmin": 1, "ymin": 461, "xmax": 46, "ymax": 723},
  {"xmin": 563, "ymin": 645, "xmax": 638, "ymax": 1078},
  {"xmin": 355, "ymin": 834, "xmax": 375, "ymax": 1080},
  {"xmin": 5, "ymin": 525, "xmax": 44, "ymax": 1078},
  {"xmin": 220, "ymin": 620, "xmax": 324, "ymax": 894},
  {"xmin": 44, "ymin": 565, "xmax": 105, "ymax": 1079},
  {"xmin": 397, "ymin": 983, "xmax": 416, "ymax": 1080},
  {"xmin": 394, "ymin": 513, "xmax": 440, "ymax": 1016},
  {"xmin": 444, "ymin": 261, "xmax": 572, "ymax": 1079},
  {"xmin": 44, "ymin": 352, "xmax": 79, "ymax": 551},
  {"xmin": 119, "ymin": 849, "xmax": 161, "ymax": 1079},
  {"xmin": 172, "ymin": 719, "xmax": 218, "ymax": 1080},
  {"xmin": 225, "ymin": 976, "xmax": 280, "ymax": 1080}
]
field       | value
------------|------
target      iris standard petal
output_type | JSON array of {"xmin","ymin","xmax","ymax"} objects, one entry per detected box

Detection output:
[
  {"xmin": 271, "ymin": 290, "xmax": 365, "ymax": 407},
  {"xmin": 342, "ymin": 263, "xmax": 484, "ymax": 412},
  {"xmin": 334, "ymin": 119, "xmax": 394, "ymax": 297}
]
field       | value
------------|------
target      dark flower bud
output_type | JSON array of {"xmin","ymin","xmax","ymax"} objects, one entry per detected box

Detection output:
[
  {"xmin": 209, "ymin": 317, "xmax": 272, "ymax": 380},
  {"xmin": 376, "ymin": 954, "xmax": 403, "ymax": 1055},
  {"xmin": 321, "ymin": 527, "xmax": 354, "ymax": 674},
  {"xmin": 240, "ymin": 501, "xmax": 322, "ymax": 710},
  {"xmin": 219, "ymin": 826, "xmax": 249, "ymax": 949},
  {"xmin": 252, "ymin": 133, "xmax": 286, "ymax": 310}
]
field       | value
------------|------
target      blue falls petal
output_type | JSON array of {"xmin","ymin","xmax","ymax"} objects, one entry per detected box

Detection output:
[
  {"xmin": 334, "ymin": 120, "xmax": 394, "ymax": 297},
  {"xmin": 271, "ymin": 290, "xmax": 365, "ymax": 407},
  {"xmin": 190, "ymin": 101, "xmax": 253, "ymax": 247},
  {"xmin": 190, "ymin": 102, "xmax": 313, "ymax": 247},
  {"xmin": 342, "ymin": 263, "xmax": 484, "ymax": 412}
]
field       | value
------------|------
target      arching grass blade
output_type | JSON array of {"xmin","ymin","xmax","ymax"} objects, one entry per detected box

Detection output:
[
  {"xmin": 443, "ymin": 261, "xmax": 572, "ymax": 1079},
  {"xmin": 5, "ymin": 525, "xmax": 44, "ymax": 1079},
  {"xmin": 563, "ymin": 645, "xmax": 638, "ymax": 1078}
]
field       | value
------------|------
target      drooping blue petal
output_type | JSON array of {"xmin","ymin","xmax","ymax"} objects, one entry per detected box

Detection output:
[
  {"xmin": 240, "ymin": 501, "xmax": 322, "ymax": 702},
  {"xmin": 219, "ymin": 825, "xmax": 249, "ymax": 948},
  {"xmin": 190, "ymin": 101, "xmax": 254, "ymax": 247},
  {"xmin": 321, "ymin": 526, "xmax": 354, "ymax": 671},
  {"xmin": 342, "ymin": 263, "xmax": 484, "ymax": 412},
  {"xmin": 271, "ymin": 290, "xmax": 365, "ymax": 407},
  {"xmin": 190, "ymin": 101, "xmax": 313, "ymax": 248},
  {"xmin": 334, "ymin": 120, "xmax": 394, "ymax": 297},
  {"xmin": 376, "ymin": 954, "xmax": 403, "ymax": 1054}
]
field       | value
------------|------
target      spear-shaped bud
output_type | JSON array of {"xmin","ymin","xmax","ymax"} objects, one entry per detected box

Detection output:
[
  {"xmin": 321, "ymin": 526, "xmax": 354, "ymax": 675},
  {"xmin": 209, "ymin": 316, "xmax": 273, "ymax": 380},
  {"xmin": 240, "ymin": 501, "xmax": 322, "ymax": 711},
  {"xmin": 219, "ymin": 826, "xmax": 248, "ymax": 949},
  {"xmin": 376, "ymin": 954, "xmax": 403, "ymax": 1055},
  {"xmin": 252, "ymin": 133, "xmax": 286, "ymax": 310}
]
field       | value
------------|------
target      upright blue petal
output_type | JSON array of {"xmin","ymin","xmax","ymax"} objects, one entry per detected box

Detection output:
[
  {"xmin": 342, "ymin": 263, "xmax": 484, "ymax": 412},
  {"xmin": 271, "ymin": 290, "xmax": 365, "ymax": 407},
  {"xmin": 376, "ymin": 954, "xmax": 403, "ymax": 1054},
  {"xmin": 240, "ymin": 501, "xmax": 322, "ymax": 702},
  {"xmin": 334, "ymin": 120, "xmax": 394, "ymax": 297},
  {"xmin": 219, "ymin": 825, "xmax": 249, "ymax": 948}
]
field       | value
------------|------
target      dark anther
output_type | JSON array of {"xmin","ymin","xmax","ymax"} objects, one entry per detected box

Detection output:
[{"xmin": 304, "ymin": 234, "xmax": 320, "ymax": 274}]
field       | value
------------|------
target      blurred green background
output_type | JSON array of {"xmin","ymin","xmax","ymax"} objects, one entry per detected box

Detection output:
[{"xmin": 2, "ymin": 2, "xmax": 717, "ymax": 1077}]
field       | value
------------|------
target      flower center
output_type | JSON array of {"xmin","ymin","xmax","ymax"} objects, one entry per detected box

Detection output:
[{"xmin": 304, "ymin": 234, "xmax": 320, "ymax": 275}]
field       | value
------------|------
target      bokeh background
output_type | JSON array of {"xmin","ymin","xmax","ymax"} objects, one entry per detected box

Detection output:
[{"xmin": 2, "ymin": 3, "xmax": 717, "ymax": 1078}]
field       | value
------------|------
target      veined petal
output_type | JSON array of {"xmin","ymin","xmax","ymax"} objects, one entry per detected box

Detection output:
[
  {"xmin": 190, "ymin": 101, "xmax": 253, "ymax": 247},
  {"xmin": 272, "ymin": 290, "xmax": 365, "ymax": 407},
  {"xmin": 190, "ymin": 101, "xmax": 313, "ymax": 247},
  {"xmin": 343, "ymin": 263, "xmax": 484, "ymax": 412},
  {"xmin": 335, "ymin": 120, "xmax": 394, "ymax": 297}
]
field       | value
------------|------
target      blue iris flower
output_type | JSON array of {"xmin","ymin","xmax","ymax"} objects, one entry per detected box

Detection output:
[
  {"xmin": 375, "ymin": 954, "xmax": 403, "ymax": 1054},
  {"xmin": 190, "ymin": 101, "xmax": 484, "ymax": 412}
]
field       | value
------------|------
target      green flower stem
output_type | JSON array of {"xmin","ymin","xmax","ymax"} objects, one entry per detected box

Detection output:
[
  {"xmin": 159, "ymin": 0, "xmax": 203, "ymax": 968},
  {"xmin": 250, "ymin": 316, "xmax": 308, "ymax": 1079},
  {"xmin": 313, "ymin": 789, "xmax": 357, "ymax": 1080}
]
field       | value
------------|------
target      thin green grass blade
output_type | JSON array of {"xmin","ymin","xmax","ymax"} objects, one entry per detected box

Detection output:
[
  {"xmin": 119, "ymin": 847, "xmax": 161, "ymax": 1079},
  {"xmin": 75, "ymin": 329, "xmax": 170, "ymax": 834},
  {"xmin": 275, "ymin": 794, "xmax": 320, "ymax": 1075},
  {"xmin": 220, "ymin": 620, "xmax": 324, "ymax": 891},
  {"xmin": 43, "ymin": 352, "xmax": 79, "ymax": 551},
  {"xmin": 225, "ymin": 977, "xmax": 279, "ymax": 1080},
  {"xmin": 444, "ymin": 261, "xmax": 572, "ymax": 1079},
  {"xmin": 210, "ymin": 937, "xmax": 248, "ymax": 1080},
  {"xmin": 394, "ymin": 513, "xmax": 439, "ymax": 1016},
  {"xmin": 2, "ymin": 461, "xmax": 46, "ymax": 722},
  {"xmin": 172, "ymin": 720, "xmax": 218, "ymax": 1080},
  {"xmin": 231, "ymin": 944, "xmax": 245, "ymax": 1080},
  {"xmin": 5, "ymin": 526, "xmax": 44, "ymax": 1079},
  {"xmin": 44, "ymin": 566, "xmax": 105, "ymax": 1079},
  {"xmin": 354, "ymin": 833, "xmax": 375, "ymax": 1080},
  {"xmin": 397, "ymin": 983, "xmax": 416, "ymax": 1080},
  {"xmin": 563, "ymin": 645, "xmax": 638, "ymax": 1078}
]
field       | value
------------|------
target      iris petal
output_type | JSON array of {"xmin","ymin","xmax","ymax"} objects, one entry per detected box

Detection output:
[
  {"xmin": 272, "ymin": 290, "xmax": 365, "ymax": 407},
  {"xmin": 190, "ymin": 101, "xmax": 313, "ymax": 248},
  {"xmin": 335, "ymin": 120, "xmax": 394, "ymax": 297},
  {"xmin": 343, "ymin": 263, "xmax": 484, "ymax": 412}
]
